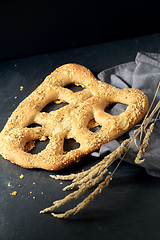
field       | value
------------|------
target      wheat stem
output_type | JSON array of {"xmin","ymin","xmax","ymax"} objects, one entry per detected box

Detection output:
[{"xmin": 40, "ymin": 83, "xmax": 160, "ymax": 218}]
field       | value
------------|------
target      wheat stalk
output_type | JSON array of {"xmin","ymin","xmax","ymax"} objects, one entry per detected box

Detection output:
[
  {"xmin": 40, "ymin": 139, "xmax": 129, "ymax": 218},
  {"xmin": 40, "ymin": 83, "xmax": 160, "ymax": 218}
]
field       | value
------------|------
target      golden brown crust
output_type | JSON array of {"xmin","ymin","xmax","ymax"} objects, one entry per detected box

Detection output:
[{"xmin": 0, "ymin": 64, "xmax": 149, "ymax": 170}]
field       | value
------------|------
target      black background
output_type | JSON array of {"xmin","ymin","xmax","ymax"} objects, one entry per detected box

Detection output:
[{"xmin": 0, "ymin": 0, "xmax": 160, "ymax": 61}]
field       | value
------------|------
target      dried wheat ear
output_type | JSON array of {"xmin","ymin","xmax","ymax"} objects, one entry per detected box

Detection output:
[{"xmin": 40, "ymin": 82, "xmax": 160, "ymax": 219}]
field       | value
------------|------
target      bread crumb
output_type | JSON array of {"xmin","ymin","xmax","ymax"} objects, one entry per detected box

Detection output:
[
  {"xmin": 15, "ymin": 96, "xmax": 17, "ymax": 99},
  {"xmin": 20, "ymin": 86, "xmax": 24, "ymax": 91},
  {"xmin": 33, "ymin": 196, "xmax": 36, "ymax": 199},
  {"xmin": 10, "ymin": 191, "xmax": 17, "ymax": 196},
  {"xmin": 60, "ymin": 182, "xmax": 63, "ymax": 185},
  {"xmin": 41, "ymin": 192, "xmax": 44, "ymax": 194},
  {"xmin": 8, "ymin": 182, "xmax": 12, "ymax": 187},
  {"xmin": 19, "ymin": 174, "xmax": 24, "ymax": 179}
]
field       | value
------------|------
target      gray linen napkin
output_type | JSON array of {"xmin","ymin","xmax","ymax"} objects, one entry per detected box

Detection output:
[{"xmin": 92, "ymin": 52, "xmax": 160, "ymax": 177}]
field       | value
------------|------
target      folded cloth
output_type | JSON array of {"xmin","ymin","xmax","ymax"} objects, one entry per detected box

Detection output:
[{"xmin": 92, "ymin": 52, "xmax": 160, "ymax": 177}]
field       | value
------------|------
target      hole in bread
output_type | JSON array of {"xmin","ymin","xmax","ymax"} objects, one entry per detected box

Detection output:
[
  {"xmin": 105, "ymin": 103, "xmax": 128, "ymax": 115},
  {"xmin": 87, "ymin": 118, "xmax": 102, "ymax": 133},
  {"xmin": 27, "ymin": 123, "xmax": 42, "ymax": 128},
  {"xmin": 64, "ymin": 84, "xmax": 84, "ymax": 92},
  {"xmin": 89, "ymin": 125, "xmax": 102, "ymax": 133},
  {"xmin": 63, "ymin": 138, "xmax": 80, "ymax": 152},
  {"xmin": 25, "ymin": 138, "xmax": 49, "ymax": 154},
  {"xmin": 42, "ymin": 101, "xmax": 68, "ymax": 113}
]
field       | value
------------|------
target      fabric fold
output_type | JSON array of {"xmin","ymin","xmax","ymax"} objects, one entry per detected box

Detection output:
[{"xmin": 94, "ymin": 52, "xmax": 160, "ymax": 177}]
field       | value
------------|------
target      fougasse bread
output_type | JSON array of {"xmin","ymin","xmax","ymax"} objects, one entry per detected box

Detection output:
[{"xmin": 0, "ymin": 64, "xmax": 149, "ymax": 170}]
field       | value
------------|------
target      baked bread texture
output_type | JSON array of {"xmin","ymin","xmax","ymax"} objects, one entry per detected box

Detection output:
[{"xmin": 0, "ymin": 64, "xmax": 149, "ymax": 170}]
